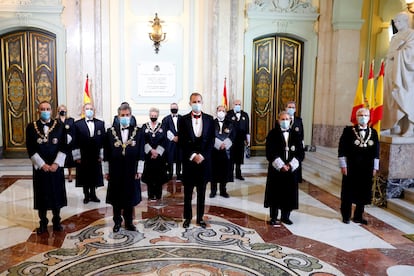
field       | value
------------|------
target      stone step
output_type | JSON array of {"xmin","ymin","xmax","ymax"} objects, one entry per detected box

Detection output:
[
  {"xmin": 302, "ymin": 169, "xmax": 341, "ymax": 197},
  {"xmin": 0, "ymin": 158, "xmax": 32, "ymax": 173},
  {"xmin": 387, "ymin": 198, "xmax": 414, "ymax": 222},
  {"xmin": 403, "ymin": 188, "xmax": 414, "ymax": 204}
]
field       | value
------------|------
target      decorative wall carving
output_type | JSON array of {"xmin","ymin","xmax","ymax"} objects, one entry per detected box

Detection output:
[{"xmin": 249, "ymin": 0, "xmax": 316, "ymax": 14}]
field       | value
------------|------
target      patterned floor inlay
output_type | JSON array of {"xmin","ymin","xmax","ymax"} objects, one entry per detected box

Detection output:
[{"xmin": 4, "ymin": 215, "xmax": 344, "ymax": 276}]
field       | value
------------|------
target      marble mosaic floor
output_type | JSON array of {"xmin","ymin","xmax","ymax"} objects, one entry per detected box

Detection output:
[{"xmin": 0, "ymin": 157, "xmax": 414, "ymax": 275}]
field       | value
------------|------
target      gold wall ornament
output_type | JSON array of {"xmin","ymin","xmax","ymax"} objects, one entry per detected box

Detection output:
[{"xmin": 149, "ymin": 13, "xmax": 166, "ymax": 54}]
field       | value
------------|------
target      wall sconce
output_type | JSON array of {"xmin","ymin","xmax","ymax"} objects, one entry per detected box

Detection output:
[
  {"xmin": 149, "ymin": 13, "xmax": 166, "ymax": 54},
  {"xmin": 407, "ymin": 0, "xmax": 414, "ymax": 13}
]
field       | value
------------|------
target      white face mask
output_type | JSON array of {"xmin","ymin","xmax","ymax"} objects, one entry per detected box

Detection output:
[
  {"xmin": 280, "ymin": 120, "xmax": 290, "ymax": 130},
  {"xmin": 286, "ymin": 107, "xmax": 295, "ymax": 116},
  {"xmin": 85, "ymin": 109, "xmax": 94, "ymax": 119},
  {"xmin": 358, "ymin": 115, "xmax": 369, "ymax": 125},
  {"xmin": 217, "ymin": 111, "xmax": 226, "ymax": 120},
  {"xmin": 192, "ymin": 103, "xmax": 202, "ymax": 113}
]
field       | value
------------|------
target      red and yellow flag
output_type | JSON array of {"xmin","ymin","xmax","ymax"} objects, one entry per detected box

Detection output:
[
  {"xmin": 372, "ymin": 60, "xmax": 384, "ymax": 137},
  {"xmin": 351, "ymin": 63, "xmax": 365, "ymax": 124},
  {"xmin": 83, "ymin": 75, "xmax": 91, "ymax": 105},
  {"xmin": 365, "ymin": 60, "xmax": 375, "ymax": 113},
  {"xmin": 222, "ymin": 77, "xmax": 228, "ymax": 109}
]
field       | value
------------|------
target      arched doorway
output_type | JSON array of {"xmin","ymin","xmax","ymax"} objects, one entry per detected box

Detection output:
[
  {"xmin": 250, "ymin": 35, "xmax": 303, "ymax": 153},
  {"xmin": 1, "ymin": 29, "xmax": 58, "ymax": 157}
]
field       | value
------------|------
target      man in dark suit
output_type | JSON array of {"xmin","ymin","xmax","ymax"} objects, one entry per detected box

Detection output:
[
  {"xmin": 338, "ymin": 107, "xmax": 379, "ymax": 225},
  {"xmin": 161, "ymin": 102, "xmax": 182, "ymax": 180},
  {"xmin": 104, "ymin": 103, "xmax": 144, "ymax": 232},
  {"xmin": 26, "ymin": 101, "xmax": 67, "ymax": 234},
  {"xmin": 226, "ymin": 99, "xmax": 250, "ymax": 180},
  {"xmin": 72, "ymin": 103, "xmax": 106, "ymax": 204},
  {"xmin": 285, "ymin": 101, "xmax": 304, "ymax": 182},
  {"xmin": 178, "ymin": 93, "xmax": 215, "ymax": 228}
]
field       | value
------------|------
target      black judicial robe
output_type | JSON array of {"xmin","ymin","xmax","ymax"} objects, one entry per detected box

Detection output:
[
  {"xmin": 141, "ymin": 121, "xmax": 168, "ymax": 186},
  {"xmin": 338, "ymin": 125, "xmax": 379, "ymax": 205},
  {"xmin": 264, "ymin": 125, "xmax": 304, "ymax": 210},
  {"xmin": 26, "ymin": 119, "xmax": 67, "ymax": 210},
  {"xmin": 212, "ymin": 118, "xmax": 236, "ymax": 184},
  {"xmin": 62, "ymin": 117, "xmax": 76, "ymax": 168},
  {"xmin": 226, "ymin": 109, "xmax": 250, "ymax": 164},
  {"xmin": 161, "ymin": 114, "xmax": 182, "ymax": 164},
  {"xmin": 104, "ymin": 126, "xmax": 144, "ymax": 207}
]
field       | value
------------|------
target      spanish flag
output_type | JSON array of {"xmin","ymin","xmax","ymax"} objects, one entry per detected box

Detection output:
[
  {"xmin": 83, "ymin": 74, "xmax": 91, "ymax": 105},
  {"xmin": 365, "ymin": 60, "xmax": 375, "ymax": 112},
  {"xmin": 351, "ymin": 63, "xmax": 365, "ymax": 124},
  {"xmin": 372, "ymin": 60, "xmax": 384, "ymax": 137},
  {"xmin": 222, "ymin": 77, "xmax": 228, "ymax": 110}
]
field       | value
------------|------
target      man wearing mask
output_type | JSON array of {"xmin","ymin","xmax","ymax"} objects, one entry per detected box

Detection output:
[
  {"xmin": 264, "ymin": 111, "xmax": 304, "ymax": 226},
  {"xmin": 178, "ymin": 93, "xmax": 215, "ymax": 228},
  {"xmin": 72, "ymin": 103, "xmax": 106, "ymax": 204},
  {"xmin": 104, "ymin": 103, "xmax": 144, "ymax": 232},
  {"xmin": 26, "ymin": 101, "xmax": 67, "ymax": 234},
  {"xmin": 210, "ymin": 105, "xmax": 235, "ymax": 198},
  {"xmin": 285, "ymin": 101, "xmax": 304, "ymax": 182},
  {"xmin": 162, "ymin": 103, "xmax": 182, "ymax": 180},
  {"xmin": 226, "ymin": 99, "xmax": 250, "ymax": 180},
  {"xmin": 338, "ymin": 107, "xmax": 379, "ymax": 225}
]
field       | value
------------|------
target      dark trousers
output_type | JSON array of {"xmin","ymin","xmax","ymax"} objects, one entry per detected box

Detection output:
[
  {"xmin": 210, "ymin": 182, "xmax": 227, "ymax": 194},
  {"xmin": 167, "ymin": 163, "xmax": 182, "ymax": 178},
  {"xmin": 269, "ymin": 207, "xmax": 291, "ymax": 220},
  {"xmin": 341, "ymin": 199, "xmax": 365, "ymax": 220},
  {"xmin": 147, "ymin": 183, "xmax": 163, "ymax": 200},
  {"xmin": 235, "ymin": 164, "xmax": 242, "ymax": 177},
  {"xmin": 83, "ymin": 186, "xmax": 97, "ymax": 199},
  {"xmin": 183, "ymin": 182, "xmax": 206, "ymax": 222},
  {"xmin": 113, "ymin": 206, "xmax": 134, "ymax": 226},
  {"xmin": 38, "ymin": 208, "xmax": 61, "ymax": 226}
]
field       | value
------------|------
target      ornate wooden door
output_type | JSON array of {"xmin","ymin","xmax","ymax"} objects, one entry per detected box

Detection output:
[
  {"xmin": 251, "ymin": 35, "xmax": 303, "ymax": 152},
  {"xmin": 1, "ymin": 30, "xmax": 57, "ymax": 157}
]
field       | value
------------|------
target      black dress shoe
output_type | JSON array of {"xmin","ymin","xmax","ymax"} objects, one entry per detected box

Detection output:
[
  {"xmin": 90, "ymin": 196, "xmax": 101, "ymax": 203},
  {"xmin": 113, "ymin": 224, "xmax": 121, "ymax": 232},
  {"xmin": 281, "ymin": 218, "xmax": 293, "ymax": 225},
  {"xmin": 342, "ymin": 218, "xmax": 350, "ymax": 224},
  {"xmin": 197, "ymin": 220, "xmax": 207, "ymax": 228},
  {"xmin": 269, "ymin": 219, "xmax": 279, "ymax": 226},
  {"xmin": 83, "ymin": 198, "xmax": 89, "ymax": 204},
  {"xmin": 36, "ymin": 225, "xmax": 48, "ymax": 234},
  {"xmin": 125, "ymin": 224, "xmax": 136, "ymax": 231},
  {"xmin": 352, "ymin": 218, "xmax": 368, "ymax": 225},
  {"xmin": 236, "ymin": 176, "xmax": 245, "ymax": 180},
  {"xmin": 53, "ymin": 224, "xmax": 63, "ymax": 232},
  {"xmin": 183, "ymin": 219, "xmax": 191, "ymax": 228},
  {"xmin": 209, "ymin": 192, "xmax": 216, "ymax": 198},
  {"xmin": 220, "ymin": 192, "xmax": 230, "ymax": 198}
]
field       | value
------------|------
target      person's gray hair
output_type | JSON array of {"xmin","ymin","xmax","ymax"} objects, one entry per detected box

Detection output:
[
  {"xmin": 118, "ymin": 103, "xmax": 131, "ymax": 115},
  {"xmin": 149, "ymin": 107, "xmax": 159, "ymax": 115},
  {"xmin": 356, "ymin": 107, "xmax": 370, "ymax": 116},
  {"xmin": 279, "ymin": 110, "xmax": 290, "ymax": 118}
]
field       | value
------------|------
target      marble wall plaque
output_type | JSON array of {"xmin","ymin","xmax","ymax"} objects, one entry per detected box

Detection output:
[{"xmin": 137, "ymin": 62, "xmax": 176, "ymax": 97}]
